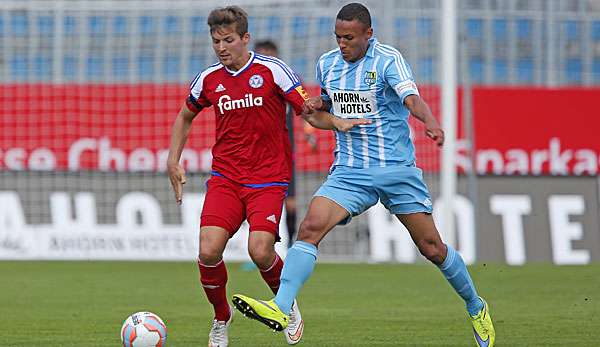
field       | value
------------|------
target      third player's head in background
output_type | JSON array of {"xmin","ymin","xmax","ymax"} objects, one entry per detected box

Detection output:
[
  {"xmin": 335, "ymin": 3, "xmax": 373, "ymax": 62},
  {"xmin": 254, "ymin": 39, "xmax": 279, "ymax": 58}
]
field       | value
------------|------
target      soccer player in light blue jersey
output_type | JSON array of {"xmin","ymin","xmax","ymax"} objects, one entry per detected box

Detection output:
[{"xmin": 233, "ymin": 3, "xmax": 495, "ymax": 346}]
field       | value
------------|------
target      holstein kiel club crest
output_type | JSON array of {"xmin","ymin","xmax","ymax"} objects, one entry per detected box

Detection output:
[{"xmin": 249, "ymin": 74, "xmax": 264, "ymax": 88}]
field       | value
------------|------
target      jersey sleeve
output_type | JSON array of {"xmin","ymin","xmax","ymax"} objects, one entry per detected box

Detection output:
[
  {"xmin": 261, "ymin": 56, "xmax": 301, "ymax": 94},
  {"xmin": 259, "ymin": 56, "xmax": 307, "ymax": 114},
  {"xmin": 283, "ymin": 84, "xmax": 310, "ymax": 115},
  {"xmin": 383, "ymin": 51, "xmax": 420, "ymax": 104},
  {"xmin": 185, "ymin": 71, "xmax": 212, "ymax": 114}
]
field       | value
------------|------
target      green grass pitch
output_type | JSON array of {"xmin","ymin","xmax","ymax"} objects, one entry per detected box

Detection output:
[{"xmin": 1, "ymin": 261, "xmax": 598, "ymax": 346}]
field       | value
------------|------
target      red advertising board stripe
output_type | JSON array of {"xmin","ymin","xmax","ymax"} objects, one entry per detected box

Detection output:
[
  {"xmin": 7, "ymin": 84, "xmax": 597, "ymax": 175},
  {"xmin": 472, "ymin": 87, "xmax": 600, "ymax": 175},
  {"xmin": 0, "ymin": 83, "xmax": 441, "ymax": 173}
]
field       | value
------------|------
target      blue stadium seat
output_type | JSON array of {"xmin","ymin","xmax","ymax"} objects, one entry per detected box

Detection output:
[
  {"xmin": 63, "ymin": 56, "xmax": 77, "ymax": 80},
  {"xmin": 592, "ymin": 21, "xmax": 600, "ymax": 41},
  {"xmin": 191, "ymin": 16, "xmax": 206, "ymax": 35},
  {"xmin": 0, "ymin": 16, "xmax": 4, "ymax": 36},
  {"xmin": 417, "ymin": 18, "xmax": 432, "ymax": 37},
  {"xmin": 164, "ymin": 55, "xmax": 180, "ymax": 79},
  {"xmin": 593, "ymin": 58, "xmax": 600, "ymax": 83},
  {"xmin": 11, "ymin": 12, "xmax": 28, "ymax": 36},
  {"xmin": 86, "ymin": 57, "xmax": 104, "ymax": 79},
  {"xmin": 372, "ymin": 17, "xmax": 378, "ymax": 34},
  {"xmin": 37, "ymin": 16, "xmax": 54, "ymax": 36},
  {"xmin": 64, "ymin": 16, "xmax": 77, "ymax": 35},
  {"xmin": 566, "ymin": 58, "xmax": 582, "ymax": 83},
  {"xmin": 112, "ymin": 56, "xmax": 129, "ymax": 79},
  {"xmin": 493, "ymin": 19, "xmax": 507, "ymax": 40},
  {"xmin": 517, "ymin": 59, "xmax": 533, "ymax": 83},
  {"xmin": 138, "ymin": 55, "xmax": 154, "ymax": 79},
  {"xmin": 418, "ymin": 57, "xmax": 433, "ymax": 81},
  {"xmin": 394, "ymin": 17, "xmax": 409, "ymax": 37},
  {"xmin": 34, "ymin": 55, "xmax": 52, "ymax": 80},
  {"xmin": 466, "ymin": 18, "xmax": 483, "ymax": 39},
  {"xmin": 247, "ymin": 18, "xmax": 257, "ymax": 36},
  {"xmin": 291, "ymin": 58, "xmax": 308, "ymax": 79},
  {"xmin": 165, "ymin": 16, "xmax": 180, "ymax": 35},
  {"xmin": 494, "ymin": 59, "xmax": 507, "ymax": 82},
  {"xmin": 564, "ymin": 20, "xmax": 579, "ymax": 40},
  {"xmin": 113, "ymin": 16, "xmax": 128, "ymax": 35},
  {"xmin": 318, "ymin": 17, "xmax": 333, "ymax": 36},
  {"xmin": 469, "ymin": 57, "xmax": 483, "ymax": 83},
  {"xmin": 266, "ymin": 16, "xmax": 281, "ymax": 35},
  {"xmin": 89, "ymin": 16, "xmax": 106, "ymax": 35},
  {"xmin": 516, "ymin": 19, "xmax": 531, "ymax": 39},
  {"xmin": 189, "ymin": 56, "xmax": 205, "ymax": 76},
  {"xmin": 292, "ymin": 17, "xmax": 308, "ymax": 37},
  {"xmin": 10, "ymin": 54, "xmax": 28, "ymax": 80},
  {"xmin": 140, "ymin": 16, "xmax": 156, "ymax": 35}
]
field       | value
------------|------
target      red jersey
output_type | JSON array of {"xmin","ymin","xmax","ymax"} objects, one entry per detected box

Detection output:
[{"xmin": 186, "ymin": 52, "xmax": 309, "ymax": 184}]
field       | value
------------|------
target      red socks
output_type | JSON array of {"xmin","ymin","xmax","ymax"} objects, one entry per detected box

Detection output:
[
  {"xmin": 259, "ymin": 254, "xmax": 283, "ymax": 294},
  {"xmin": 198, "ymin": 258, "xmax": 230, "ymax": 321},
  {"xmin": 198, "ymin": 253, "xmax": 283, "ymax": 321}
]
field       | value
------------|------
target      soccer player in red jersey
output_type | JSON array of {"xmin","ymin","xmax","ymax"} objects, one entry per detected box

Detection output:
[{"xmin": 166, "ymin": 6, "xmax": 366, "ymax": 347}]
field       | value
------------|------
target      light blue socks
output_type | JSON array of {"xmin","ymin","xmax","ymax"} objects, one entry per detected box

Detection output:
[
  {"xmin": 274, "ymin": 241, "xmax": 318, "ymax": 314},
  {"xmin": 438, "ymin": 244, "xmax": 483, "ymax": 316}
]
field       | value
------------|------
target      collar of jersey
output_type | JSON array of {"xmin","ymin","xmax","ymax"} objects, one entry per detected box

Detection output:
[
  {"xmin": 366, "ymin": 37, "xmax": 377, "ymax": 58},
  {"xmin": 224, "ymin": 51, "xmax": 255, "ymax": 76}
]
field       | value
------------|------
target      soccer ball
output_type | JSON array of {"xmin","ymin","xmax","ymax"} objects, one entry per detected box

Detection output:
[{"xmin": 120, "ymin": 311, "xmax": 167, "ymax": 347}]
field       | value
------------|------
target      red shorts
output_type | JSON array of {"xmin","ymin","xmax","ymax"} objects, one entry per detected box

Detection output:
[{"xmin": 200, "ymin": 175, "xmax": 287, "ymax": 238}]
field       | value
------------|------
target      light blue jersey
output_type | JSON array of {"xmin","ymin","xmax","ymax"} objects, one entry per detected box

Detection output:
[
  {"xmin": 317, "ymin": 37, "xmax": 420, "ymax": 168},
  {"xmin": 314, "ymin": 37, "xmax": 432, "ymax": 222}
]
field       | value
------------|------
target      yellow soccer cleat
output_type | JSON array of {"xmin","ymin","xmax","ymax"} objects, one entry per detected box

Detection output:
[
  {"xmin": 232, "ymin": 294, "xmax": 289, "ymax": 331},
  {"xmin": 470, "ymin": 298, "xmax": 495, "ymax": 347}
]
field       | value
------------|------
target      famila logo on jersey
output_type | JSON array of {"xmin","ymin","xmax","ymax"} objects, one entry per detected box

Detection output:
[{"xmin": 217, "ymin": 94, "xmax": 263, "ymax": 114}]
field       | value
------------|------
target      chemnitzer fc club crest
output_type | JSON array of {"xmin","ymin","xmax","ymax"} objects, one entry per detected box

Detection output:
[
  {"xmin": 249, "ymin": 74, "xmax": 264, "ymax": 88},
  {"xmin": 364, "ymin": 71, "xmax": 377, "ymax": 86}
]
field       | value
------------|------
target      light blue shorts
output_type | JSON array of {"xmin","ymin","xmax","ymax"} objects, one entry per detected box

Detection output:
[{"xmin": 314, "ymin": 165, "xmax": 433, "ymax": 225}]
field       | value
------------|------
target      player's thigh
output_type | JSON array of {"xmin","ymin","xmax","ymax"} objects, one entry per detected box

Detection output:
[
  {"xmin": 396, "ymin": 212, "xmax": 445, "ymax": 263},
  {"xmin": 200, "ymin": 176, "xmax": 245, "ymax": 236},
  {"xmin": 395, "ymin": 212, "xmax": 443, "ymax": 246},
  {"xmin": 376, "ymin": 166, "xmax": 433, "ymax": 215},
  {"xmin": 243, "ymin": 185, "xmax": 287, "ymax": 237},
  {"xmin": 297, "ymin": 196, "xmax": 353, "ymax": 245},
  {"xmin": 313, "ymin": 166, "xmax": 378, "ymax": 226}
]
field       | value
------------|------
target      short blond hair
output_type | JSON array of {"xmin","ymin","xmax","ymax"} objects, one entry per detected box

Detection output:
[{"xmin": 207, "ymin": 6, "xmax": 248, "ymax": 37}]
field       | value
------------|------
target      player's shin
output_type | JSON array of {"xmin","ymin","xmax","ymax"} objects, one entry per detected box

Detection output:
[
  {"xmin": 274, "ymin": 241, "xmax": 318, "ymax": 314},
  {"xmin": 259, "ymin": 253, "xmax": 284, "ymax": 294},
  {"xmin": 198, "ymin": 258, "xmax": 231, "ymax": 321},
  {"xmin": 437, "ymin": 245, "xmax": 483, "ymax": 316}
]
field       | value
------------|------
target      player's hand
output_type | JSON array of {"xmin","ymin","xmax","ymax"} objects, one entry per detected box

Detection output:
[
  {"xmin": 425, "ymin": 122, "xmax": 444, "ymax": 147},
  {"xmin": 302, "ymin": 96, "xmax": 323, "ymax": 114},
  {"xmin": 333, "ymin": 117, "xmax": 372, "ymax": 132},
  {"xmin": 167, "ymin": 164, "xmax": 187, "ymax": 205}
]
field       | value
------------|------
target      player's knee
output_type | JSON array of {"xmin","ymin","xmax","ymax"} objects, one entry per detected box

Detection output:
[
  {"xmin": 198, "ymin": 245, "xmax": 222, "ymax": 265},
  {"xmin": 297, "ymin": 217, "xmax": 326, "ymax": 244},
  {"xmin": 417, "ymin": 240, "xmax": 445, "ymax": 265},
  {"xmin": 247, "ymin": 246, "xmax": 274, "ymax": 268}
]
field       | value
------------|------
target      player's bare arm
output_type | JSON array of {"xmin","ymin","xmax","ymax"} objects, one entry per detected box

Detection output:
[
  {"xmin": 166, "ymin": 104, "xmax": 198, "ymax": 204},
  {"xmin": 404, "ymin": 94, "xmax": 444, "ymax": 146},
  {"xmin": 302, "ymin": 96, "xmax": 371, "ymax": 131}
]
